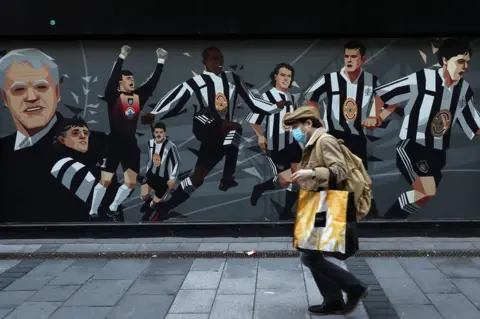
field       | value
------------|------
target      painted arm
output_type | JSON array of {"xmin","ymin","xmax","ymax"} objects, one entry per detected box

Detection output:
[
  {"xmin": 104, "ymin": 54, "xmax": 125, "ymax": 99},
  {"xmin": 456, "ymin": 87, "xmax": 480, "ymax": 139},
  {"xmin": 50, "ymin": 157, "xmax": 96, "ymax": 203},
  {"xmin": 150, "ymin": 80, "xmax": 194, "ymax": 119},
  {"xmin": 136, "ymin": 61, "xmax": 165, "ymax": 108},
  {"xmin": 373, "ymin": 73, "xmax": 418, "ymax": 122},
  {"xmin": 245, "ymin": 92, "xmax": 268, "ymax": 137},
  {"xmin": 314, "ymin": 136, "xmax": 348, "ymax": 188},
  {"xmin": 302, "ymin": 75, "xmax": 328, "ymax": 107},
  {"xmin": 232, "ymin": 72, "xmax": 281, "ymax": 115},
  {"xmin": 167, "ymin": 143, "xmax": 181, "ymax": 181}
]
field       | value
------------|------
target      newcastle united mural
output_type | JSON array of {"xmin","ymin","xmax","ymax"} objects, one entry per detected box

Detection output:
[{"xmin": 0, "ymin": 38, "xmax": 479, "ymax": 223}]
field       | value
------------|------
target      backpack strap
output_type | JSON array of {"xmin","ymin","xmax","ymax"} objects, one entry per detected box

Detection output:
[{"xmin": 315, "ymin": 133, "xmax": 339, "ymax": 190}]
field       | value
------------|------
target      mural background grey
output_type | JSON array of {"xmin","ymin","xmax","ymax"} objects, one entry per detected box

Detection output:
[{"xmin": 1, "ymin": 38, "xmax": 480, "ymax": 222}]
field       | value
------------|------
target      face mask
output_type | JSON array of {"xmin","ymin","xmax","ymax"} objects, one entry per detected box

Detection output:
[{"xmin": 292, "ymin": 127, "xmax": 307, "ymax": 144}]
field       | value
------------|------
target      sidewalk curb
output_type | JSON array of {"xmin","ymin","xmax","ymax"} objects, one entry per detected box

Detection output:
[{"xmin": 1, "ymin": 250, "xmax": 480, "ymax": 259}]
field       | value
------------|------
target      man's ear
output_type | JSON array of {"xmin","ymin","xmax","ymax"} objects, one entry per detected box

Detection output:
[
  {"xmin": 1, "ymin": 90, "xmax": 8, "ymax": 108},
  {"xmin": 57, "ymin": 136, "xmax": 65, "ymax": 144},
  {"xmin": 55, "ymin": 85, "xmax": 61, "ymax": 103},
  {"xmin": 442, "ymin": 57, "xmax": 448, "ymax": 66},
  {"xmin": 361, "ymin": 56, "xmax": 367, "ymax": 64}
]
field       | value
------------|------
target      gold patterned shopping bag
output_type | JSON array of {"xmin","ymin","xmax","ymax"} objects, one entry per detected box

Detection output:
[{"xmin": 293, "ymin": 189, "xmax": 359, "ymax": 260}]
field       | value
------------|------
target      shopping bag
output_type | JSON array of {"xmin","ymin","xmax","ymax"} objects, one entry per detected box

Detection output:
[{"xmin": 293, "ymin": 189, "xmax": 359, "ymax": 260}]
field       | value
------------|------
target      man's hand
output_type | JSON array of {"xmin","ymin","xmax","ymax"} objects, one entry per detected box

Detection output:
[
  {"xmin": 257, "ymin": 135, "xmax": 267, "ymax": 152},
  {"xmin": 275, "ymin": 101, "xmax": 292, "ymax": 109},
  {"xmin": 292, "ymin": 169, "xmax": 313, "ymax": 184},
  {"xmin": 121, "ymin": 45, "xmax": 131, "ymax": 58},
  {"xmin": 156, "ymin": 48, "xmax": 168, "ymax": 59},
  {"xmin": 167, "ymin": 179, "xmax": 176, "ymax": 190},
  {"xmin": 361, "ymin": 116, "xmax": 382, "ymax": 131},
  {"xmin": 141, "ymin": 113, "xmax": 155, "ymax": 125}
]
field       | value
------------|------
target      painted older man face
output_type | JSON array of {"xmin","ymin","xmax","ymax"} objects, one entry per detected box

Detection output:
[{"xmin": 1, "ymin": 61, "xmax": 60, "ymax": 133}]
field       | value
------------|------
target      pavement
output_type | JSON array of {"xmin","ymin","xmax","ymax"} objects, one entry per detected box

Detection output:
[{"xmin": 0, "ymin": 237, "xmax": 479, "ymax": 319}]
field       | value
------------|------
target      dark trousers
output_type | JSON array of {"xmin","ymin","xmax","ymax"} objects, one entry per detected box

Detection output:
[{"xmin": 300, "ymin": 250, "xmax": 361, "ymax": 303}]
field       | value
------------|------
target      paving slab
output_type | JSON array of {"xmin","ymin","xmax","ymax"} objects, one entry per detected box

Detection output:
[{"xmin": 0, "ymin": 255, "xmax": 479, "ymax": 318}]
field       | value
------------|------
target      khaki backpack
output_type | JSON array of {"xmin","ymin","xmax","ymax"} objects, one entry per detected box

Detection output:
[{"xmin": 318, "ymin": 134, "xmax": 372, "ymax": 220}]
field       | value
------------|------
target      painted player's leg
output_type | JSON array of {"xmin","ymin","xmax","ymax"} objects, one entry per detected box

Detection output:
[
  {"xmin": 153, "ymin": 143, "xmax": 224, "ymax": 216},
  {"xmin": 250, "ymin": 155, "xmax": 282, "ymax": 206},
  {"xmin": 110, "ymin": 168, "xmax": 137, "ymax": 213},
  {"xmin": 139, "ymin": 182, "xmax": 153, "ymax": 214},
  {"xmin": 280, "ymin": 182, "xmax": 299, "ymax": 220},
  {"xmin": 109, "ymin": 142, "xmax": 141, "ymax": 214},
  {"xmin": 89, "ymin": 170, "xmax": 114, "ymax": 217},
  {"xmin": 384, "ymin": 176, "xmax": 437, "ymax": 219},
  {"xmin": 143, "ymin": 176, "xmax": 169, "ymax": 222},
  {"xmin": 384, "ymin": 140, "xmax": 443, "ymax": 219},
  {"xmin": 219, "ymin": 121, "xmax": 243, "ymax": 191}
]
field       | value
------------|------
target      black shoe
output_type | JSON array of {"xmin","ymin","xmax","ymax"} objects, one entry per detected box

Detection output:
[
  {"xmin": 382, "ymin": 200, "xmax": 410, "ymax": 219},
  {"xmin": 344, "ymin": 285, "xmax": 369, "ymax": 315},
  {"xmin": 308, "ymin": 300, "xmax": 346, "ymax": 316},
  {"xmin": 250, "ymin": 184, "xmax": 264, "ymax": 206},
  {"xmin": 219, "ymin": 178, "xmax": 238, "ymax": 191},
  {"xmin": 106, "ymin": 208, "xmax": 120, "ymax": 219},
  {"xmin": 140, "ymin": 198, "xmax": 152, "ymax": 213}
]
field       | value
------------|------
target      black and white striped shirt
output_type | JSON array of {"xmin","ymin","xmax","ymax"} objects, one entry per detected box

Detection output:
[
  {"xmin": 375, "ymin": 68, "xmax": 480, "ymax": 150},
  {"xmin": 303, "ymin": 68, "xmax": 380, "ymax": 138},
  {"xmin": 50, "ymin": 157, "xmax": 96, "ymax": 204},
  {"xmin": 151, "ymin": 70, "xmax": 280, "ymax": 123},
  {"xmin": 245, "ymin": 87, "xmax": 298, "ymax": 151},
  {"xmin": 146, "ymin": 138, "xmax": 181, "ymax": 181}
]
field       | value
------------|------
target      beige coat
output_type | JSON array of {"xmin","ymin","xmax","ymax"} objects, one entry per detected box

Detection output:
[{"xmin": 296, "ymin": 128, "xmax": 348, "ymax": 191}]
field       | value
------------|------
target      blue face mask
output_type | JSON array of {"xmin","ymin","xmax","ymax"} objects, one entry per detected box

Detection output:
[{"xmin": 292, "ymin": 127, "xmax": 307, "ymax": 144}]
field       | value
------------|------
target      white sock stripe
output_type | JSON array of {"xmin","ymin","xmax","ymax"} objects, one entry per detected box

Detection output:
[
  {"xmin": 397, "ymin": 140, "xmax": 417, "ymax": 182},
  {"xmin": 398, "ymin": 192, "xmax": 420, "ymax": 214},
  {"xmin": 195, "ymin": 116, "xmax": 207, "ymax": 124},
  {"xmin": 180, "ymin": 177, "xmax": 196, "ymax": 195}
]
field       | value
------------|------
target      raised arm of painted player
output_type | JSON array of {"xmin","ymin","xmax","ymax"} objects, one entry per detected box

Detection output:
[
  {"xmin": 136, "ymin": 49, "xmax": 167, "ymax": 108},
  {"xmin": 245, "ymin": 92, "xmax": 269, "ymax": 151},
  {"xmin": 302, "ymin": 75, "xmax": 328, "ymax": 107},
  {"xmin": 104, "ymin": 45, "xmax": 129, "ymax": 99},
  {"xmin": 370, "ymin": 73, "xmax": 418, "ymax": 125},
  {"xmin": 231, "ymin": 72, "xmax": 284, "ymax": 115},
  {"xmin": 457, "ymin": 87, "xmax": 480, "ymax": 138},
  {"xmin": 150, "ymin": 80, "xmax": 194, "ymax": 119}
]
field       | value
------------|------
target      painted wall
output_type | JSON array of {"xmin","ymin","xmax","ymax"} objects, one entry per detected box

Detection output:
[{"xmin": 1, "ymin": 38, "xmax": 479, "ymax": 223}]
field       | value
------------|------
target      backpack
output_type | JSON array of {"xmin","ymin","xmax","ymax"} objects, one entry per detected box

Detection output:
[{"xmin": 318, "ymin": 134, "xmax": 372, "ymax": 220}]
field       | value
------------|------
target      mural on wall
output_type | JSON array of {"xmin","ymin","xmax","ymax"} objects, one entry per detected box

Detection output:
[{"xmin": 0, "ymin": 38, "xmax": 479, "ymax": 224}]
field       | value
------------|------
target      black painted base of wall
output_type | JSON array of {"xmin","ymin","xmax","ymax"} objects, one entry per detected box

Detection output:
[{"xmin": 1, "ymin": 220, "xmax": 480, "ymax": 239}]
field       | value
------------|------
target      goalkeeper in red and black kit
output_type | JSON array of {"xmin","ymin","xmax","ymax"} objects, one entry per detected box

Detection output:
[{"xmin": 88, "ymin": 45, "xmax": 166, "ymax": 217}]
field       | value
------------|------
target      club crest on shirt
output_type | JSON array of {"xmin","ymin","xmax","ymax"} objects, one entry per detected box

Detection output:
[
  {"xmin": 343, "ymin": 98, "xmax": 358, "ymax": 123},
  {"xmin": 282, "ymin": 112, "xmax": 291, "ymax": 131},
  {"xmin": 459, "ymin": 97, "xmax": 466, "ymax": 108},
  {"xmin": 215, "ymin": 92, "xmax": 228, "ymax": 114},
  {"xmin": 124, "ymin": 107, "xmax": 136, "ymax": 119},
  {"xmin": 120, "ymin": 93, "xmax": 140, "ymax": 119},
  {"xmin": 416, "ymin": 160, "xmax": 429, "ymax": 173},
  {"xmin": 364, "ymin": 87, "xmax": 372, "ymax": 96},
  {"xmin": 431, "ymin": 109, "xmax": 452, "ymax": 137},
  {"xmin": 153, "ymin": 153, "xmax": 162, "ymax": 167}
]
